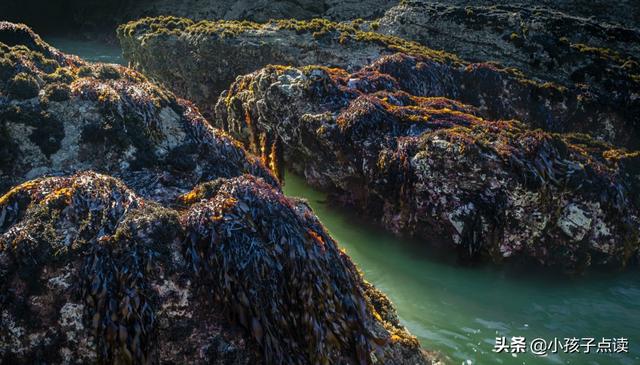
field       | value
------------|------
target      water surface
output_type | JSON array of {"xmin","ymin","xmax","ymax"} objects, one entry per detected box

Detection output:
[
  {"xmin": 46, "ymin": 36, "xmax": 126, "ymax": 65},
  {"xmin": 283, "ymin": 173, "xmax": 640, "ymax": 365},
  {"xmin": 47, "ymin": 36, "xmax": 640, "ymax": 365}
]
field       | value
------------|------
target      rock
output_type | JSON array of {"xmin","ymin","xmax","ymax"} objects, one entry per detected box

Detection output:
[
  {"xmin": 0, "ymin": 21, "xmax": 275, "ymax": 199},
  {"xmin": 214, "ymin": 60, "xmax": 640, "ymax": 270},
  {"xmin": 125, "ymin": 0, "xmax": 395, "ymax": 23},
  {"xmin": 353, "ymin": 54, "xmax": 639, "ymax": 149},
  {"xmin": 0, "ymin": 0, "xmax": 395, "ymax": 34},
  {"xmin": 118, "ymin": 17, "xmax": 640, "ymax": 148},
  {"xmin": 0, "ymin": 22, "xmax": 436, "ymax": 364},
  {"xmin": 372, "ymin": 1, "xmax": 640, "ymax": 147},
  {"xmin": 0, "ymin": 172, "xmax": 435, "ymax": 364},
  {"xmin": 417, "ymin": 0, "xmax": 640, "ymax": 29},
  {"xmin": 375, "ymin": 1, "xmax": 640, "ymax": 76},
  {"xmin": 557, "ymin": 203, "xmax": 593, "ymax": 242},
  {"xmin": 117, "ymin": 16, "xmax": 461, "ymax": 119}
]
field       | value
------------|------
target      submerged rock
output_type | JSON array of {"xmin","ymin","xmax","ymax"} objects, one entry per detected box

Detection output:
[
  {"xmin": 118, "ymin": 17, "xmax": 639, "ymax": 148},
  {"xmin": 0, "ymin": 172, "xmax": 434, "ymax": 364},
  {"xmin": 0, "ymin": 21, "xmax": 274, "ymax": 199},
  {"xmin": 215, "ymin": 61, "xmax": 640, "ymax": 270}
]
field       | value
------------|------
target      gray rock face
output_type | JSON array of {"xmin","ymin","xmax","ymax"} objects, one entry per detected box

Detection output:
[
  {"xmin": 214, "ymin": 58, "xmax": 640, "ymax": 270},
  {"xmin": 372, "ymin": 1, "xmax": 640, "ymax": 148},
  {"xmin": 424, "ymin": 0, "xmax": 640, "ymax": 29},
  {"xmin": 127, "ymin": 0, "xmax": 396, "ymax": 23},
  {"xmin": 375, "ymin": 1, "xmax": 640, "ymax": 89},
  {"xmin": 1, "ymin": 0, "xmax": 396, "ymax": 35}
]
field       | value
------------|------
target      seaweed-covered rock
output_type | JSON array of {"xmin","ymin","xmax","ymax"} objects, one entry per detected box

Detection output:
[
  {"xmin": 376, "ymin": 1, "xmax": 640, "ymax": 80},
  {"xmin": 0, "ymin": 21, "xmax": 274, "ymax": 199},
  {"xmin": 373, "ymin": 2, "xmax": 640, "ymax": 136},
  {"xmin": 124, "ymin": 0, "xmax": 395, "ymax": 24},
  {"xmin": 117, "ymin": 17, "xmax": 459, "ymax": 119},
  {"xmin": 1, "ymin": 0, "xmax": 395, "ymax": 34},
  {"xmin": 355, "ymin": 53, "xmax": 640, "ymax": 149},
  {"xmin": 0, "ymin": 22, "xmax": 436, "ymax": 365},
  {"xmin": 0, "ymin": 172, "xmax": 435, "ymax": 364},
  {"xmin": 118, "ymin": 17, "xmax": 639, "ymax": 148},
  {"xmin": 420, "ymin": 0, "xmax": 640, "ymax": 30},
  {"xmin": 214, "ymin": 61, "xmax": 640, "ymax": 270}
]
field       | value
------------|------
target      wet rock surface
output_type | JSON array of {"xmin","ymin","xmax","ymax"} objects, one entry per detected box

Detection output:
[
  {"xmin": 0, "ymin": 23, "xmax": 435, "ymax": 364},
  {"xmin": 428, "ymin": 0, "xmax": 640, "ymax": 29},
  {"xmin": 0, "ymin": 172, "xmax": 433, "ymax": 364},
  {"xmin": 214, "ymin": 60, "xmax": 640, "ymax": 270},
  {"xmin": 376, "ymin": 1, "xmax": 640, "ymax": 77},
  {"xmin": 0, "ymin": 21, "xmax": 275, "ymax": 199},
  {"xmin": 126, "ymin": 0, "xmax": 395, "ymax": 24},
  {"xmin": 118, "ymin": 17, "xmax": 639, "ymax": 148}
]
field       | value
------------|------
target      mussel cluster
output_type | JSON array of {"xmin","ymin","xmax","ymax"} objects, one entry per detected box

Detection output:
[{"xmin": 0, "ymin": 172, "xmax": 425, "ymax": 364}]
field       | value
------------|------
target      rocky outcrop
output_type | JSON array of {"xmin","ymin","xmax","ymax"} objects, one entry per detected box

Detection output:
[
  {"xmin": 118, "ymin": 17, "xmax": 639, "ymax": 148},
  {"xmin": 0, "ymin": 21, "xmax": 275, "ymax": 199},
  {"xmin": 373, "ymin": 2, "xmax": 640, "ymax": 131},
  {"xmin": 125, "ymin": 0, "xmax": 395, "ymax": 23},
  {"xmin": 422, "ymin": 0, "xmax": 640, "ymax": 29},
  {"xmin": 214, "ymin": 59, "xmax": 640, "ymax": 270},
  {"xmin": 1, "ymin": 0, "xmax": 394, "ymax": 34},
  {"xmin": 0, "ymin": 22, "xmax": 435, "ymax": 364},
  {"xmin": 376, "ymin": 1, "xmax": 640, "ymax": 74},
  {"xmin": 117, "ymin": 17, "xmax": 458, "ymax": 120},
  {"xmin": 0, "ymin": 172, "xmax": 433, "ymax": 364}
]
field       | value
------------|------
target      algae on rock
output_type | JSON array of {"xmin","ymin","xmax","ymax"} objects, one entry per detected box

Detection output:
[
  {"xmin": 0, "ymin": 21, "xmax": 275, "ymax": 201},
  {"xmin": 118, "ymin": 16, "xmax": 640, "ymax": 148},
  {"xmin": 215, "ymin": 58, "xmax": 640, "ymax": 270},
  {"xmin": 0, "ymin": 172, "xmax": 435, "ymax": 364},
  {"xmin": 0, "ymin": 22, "xmax": 437, "ymax": 365}
]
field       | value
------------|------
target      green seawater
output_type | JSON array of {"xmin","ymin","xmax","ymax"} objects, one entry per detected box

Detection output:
[
  {"xmin": 283, "ymin": 172, "xmax": 640, "ymax": 365},
  {"xmin": 45, "ymin": 36, "xmax": 126, "ymax": 65},
  {"xmin": 47, "ymin": 37, "xmax": 640, "ymax": 365}
]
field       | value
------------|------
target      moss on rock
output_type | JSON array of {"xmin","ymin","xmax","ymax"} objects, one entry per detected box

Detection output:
[
  {"xmin": 118, "ymin": 16, "xmax": 639, "ymax": 148},
  {"xmin": 0, "ymin": 22, "xmax": 435, "ymax": 364},
  {"xmin": 42, "ymin": 82, "xmax": 71, "ymax": 102}
]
